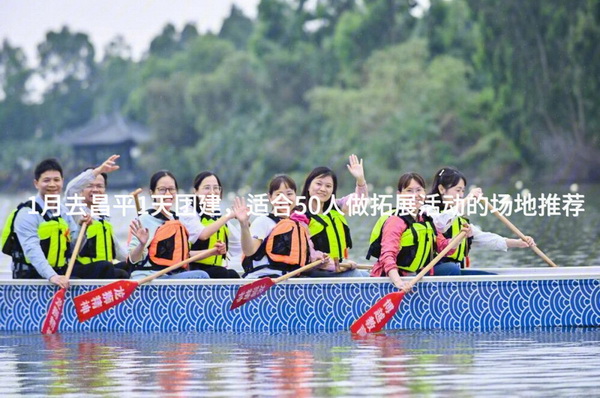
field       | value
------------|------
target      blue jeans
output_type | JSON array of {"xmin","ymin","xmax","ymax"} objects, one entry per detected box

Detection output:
[
  {"xmin": 304, "ymin": 269, "xmax": 369, "ymax": 278},
  {"xmin": 433, "ymin": 262, "xmax": 495, "ymax": 276},
  {"xmin": 158, "ymin": 270, "xmax": 210, "ymax": 279}
]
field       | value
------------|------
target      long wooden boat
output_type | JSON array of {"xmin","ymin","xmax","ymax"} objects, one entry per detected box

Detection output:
[{"xmin": 1, "ymin": 267, "xmax": 599, "ymax": 333}]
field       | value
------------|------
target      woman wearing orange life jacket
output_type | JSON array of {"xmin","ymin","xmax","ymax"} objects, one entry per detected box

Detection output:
[
  {"xmin": 232, "ymin": 175, "xmax": 328, "ymax": 279},
  {"xmin": 128, "ymin": 170, "xmax": 224, "ymax": 280}
]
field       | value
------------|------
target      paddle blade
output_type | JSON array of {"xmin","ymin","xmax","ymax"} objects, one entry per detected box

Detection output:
[
  {"xmin": 350, "ymin": 292, "xmax": 405, "ymax": 335},
  {"xmin": 73, "ymin": 280, "xmax": 139, "ymax": 322},
  {"xmin": 41, "ymin": 288, "xmax": 66, "ymax": 335},
  {"xmin": 230, "ymin": 278, "xmax": 274, "ymax": 310}
]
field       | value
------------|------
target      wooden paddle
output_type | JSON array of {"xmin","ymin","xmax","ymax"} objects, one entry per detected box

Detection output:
[
  {"xmin": 130, "ymin": 188, "xmax": 143, "ymax": 215},
  {"xmin": 41, "ymin": 222, "xmax": 88, "ymax": 334},
  {"xmin": 485, "ymin": 201, "xmax": 558, "ymax": 267},
  {"xmin": 73, "ymin": 249, "xmax": 217, "ymax": 322},
  {"xmin": 350, "ymin": 231, "xmax": 467, "ymax": 335},
  {"xmin": 230, "ymin": 259, "xmax": 325, "ymax": 310}
]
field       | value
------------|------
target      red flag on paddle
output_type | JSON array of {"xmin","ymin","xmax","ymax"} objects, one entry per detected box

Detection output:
[
  {"xmin": 230, "ymin": 259, "xmax": 325, "ymax": 310},
  {"xmin": 229, "ymin": 277, "xmax": 274, "ymax": 310},
  {"xmin": 73, "ymin": 250, "xmax": 219, "ymax": 322},
  {"xmin": 74, "ymin": 280, "xmax": 139, "ymax": 322},
  {"xmin": 41, "ymin": 289, "xmax": 67, "ymax": 334},
  {"xmin": 350, "ymin": 231, "xmax": 467, "ymax": 334},
  {"xmin": 349, "ymin": 292, "xmax": 404, "ymax": 335}
]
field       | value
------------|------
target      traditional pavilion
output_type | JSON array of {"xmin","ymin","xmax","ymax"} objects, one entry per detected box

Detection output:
[{"xmin": 59, "ymin": 113, "xmax": 150, "ymax": 188}]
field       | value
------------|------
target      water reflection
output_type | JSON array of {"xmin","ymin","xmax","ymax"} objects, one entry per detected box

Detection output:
[{"xmin": 1, "ymin": 328, "xmax": 599, "ymax": 397}]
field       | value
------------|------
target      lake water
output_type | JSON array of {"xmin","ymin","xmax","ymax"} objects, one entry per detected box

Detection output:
[
  {"xmin": 0, "ymin": 184, "xmax": 599, "ymax": 396},
  {"xmin": 1, "ymin": 328, "xmax": 599, "ymax": 397}
]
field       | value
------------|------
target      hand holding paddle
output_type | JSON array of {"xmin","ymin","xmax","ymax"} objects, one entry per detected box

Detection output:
[
  {"xmin": 350, "ymin": 231, "xmax": 468, "ymax": 335},
  {"xmin": 485, "ymin": 200, "xmax": 558, "ymax": 267},
  {"xmin": 230, "ymin": 257, "xmax": 328, "ymax": 310},
  {"xmin": 73, "ymin": 248, "xmax": 220, "ymax": 322},
  {"xmin": 41, "ymin": 221, "xmax": 89, "ymax": 334}
]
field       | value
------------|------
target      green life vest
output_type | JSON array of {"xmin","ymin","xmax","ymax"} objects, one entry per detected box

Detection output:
[
  {"xmin": 1, "ymin": 200, "xmax": 70, "ymax": 268},
  {"xmin": 190, "ymin": 214, "xmax": 229, "ymax": 266},
  {"xmin": 442, "ymin": 216, "xmax": 473, "ymax": 266},
  {"xmin": 307, "ymin": 210, "xmax": 352, "ymax": 260},
  {"xmin": 366, "ymin": 210, "xmax": 437, "ymax": 273},
  {"xmin": 77, "ymin": 218, "xmax": 116, "ymax": 264}
]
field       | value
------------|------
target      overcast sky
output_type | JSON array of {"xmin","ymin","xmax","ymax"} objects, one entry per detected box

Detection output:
[{"xmin": 0, "ymin": 0, "xmax": 260, "ymax": 64}]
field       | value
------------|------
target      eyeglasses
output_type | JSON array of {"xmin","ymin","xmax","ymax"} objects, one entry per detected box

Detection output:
[
  {"xmin": 200, "ymin": 185, "xmax": 222, "ymax": 192},
  {"xmin": 155, "ymin": 187, "xmax": 177, "ymax": 194}
]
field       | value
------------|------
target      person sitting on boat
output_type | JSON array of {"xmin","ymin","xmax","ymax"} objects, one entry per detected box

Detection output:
[
  {"xmin": 425, "ymin": 167, "xmax": 536, "ymax": 275},
  {"xmin": 179, "ymin": 171, "xmax": 240, "ymax": 279},
  {"xmin": 232, "ymin": 175, "xmax": 329, "ymax": 279},
  {"xmin": 2, "ymin": 159, "xmax": 120, "ymax": 288},
  {"xmin": 128, "ymin": 171, "xmax": 221, "ymax": 280},
  {"xmin": 368, "ymin": 172, "xmax": 470, "ymax": 292},
  {"xmin": 64, "ymin": 154, "xmax": 130, "ymax": 279},
  {"xmin": 298, "ymin": 154, "xmax": 369, "ymax": 277}
]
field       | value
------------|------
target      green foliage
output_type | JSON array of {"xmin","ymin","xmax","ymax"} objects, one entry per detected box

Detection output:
[
  {"xmin": 219, "ymin": 5, "xmax": 255, "ymax": 49},
  {"xmin": 36, "ymin": 27, "xmax": 97, "ymax": 135},
  {"xmin": 1, "ymin": 0, "xmax": 599, "ymax": 191},
  {"xmin": 0, "ymin": 140, "xmax": 72, "ymax": 190},
  {"xmin": 94, "ymin": 37, "xmax": 138, "ymax": 114},
  {"xmin": 332, "ymin": 0, "xmax": 415, "ymax": 83},
  {"xmin": 308, "ymin": 38, "xmax": 518, "ymax": 186},
  {"xmin": 468, "ymin": 0, "xmax": 600, "ymax": 180}
]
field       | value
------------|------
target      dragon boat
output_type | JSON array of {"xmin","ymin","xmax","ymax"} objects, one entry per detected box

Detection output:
[{"xmin": 1, "ymin": 266, "xmax": 599, "ymax": 333}]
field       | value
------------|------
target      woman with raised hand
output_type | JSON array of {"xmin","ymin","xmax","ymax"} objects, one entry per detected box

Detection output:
[
  {"xmin": 426, "ymin": 167, "xmax": 535, "ymax": 275},
  {"xmin": 128, "ymin": 170, "xmax": 223, "ymax": 280},
  {"xmin": 298, "ymin": 154, "xmax": 369, "ymax": 277}
]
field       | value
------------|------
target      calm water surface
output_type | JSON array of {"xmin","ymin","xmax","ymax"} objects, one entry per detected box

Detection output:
[{"xmin": 1, "ymin": 328, "xmax": 599, "ymax": 397}]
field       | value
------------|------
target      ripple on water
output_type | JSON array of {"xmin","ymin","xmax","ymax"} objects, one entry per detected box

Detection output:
[{"xmin": 1, "ymin": 327, "xmax": 600, "ymax": 396}]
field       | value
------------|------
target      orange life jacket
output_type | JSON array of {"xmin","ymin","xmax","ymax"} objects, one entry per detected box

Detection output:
[
  {"xmin": 242, "ymin": 214, "xmax": 310, "ymax": 275},
  {"xmin": 147, "ymin": 210, "xmax": 189, "ymax": 269}
]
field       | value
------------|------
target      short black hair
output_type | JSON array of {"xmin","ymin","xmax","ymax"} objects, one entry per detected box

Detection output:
[{"xmin": 34, "ymin": 159, "xmax": 63, "ymax": 180}]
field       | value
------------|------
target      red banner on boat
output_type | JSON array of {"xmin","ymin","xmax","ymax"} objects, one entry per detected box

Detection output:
[
  {"xmin": 41, "ymin": 288, "xmax": 66, "ymax": 334},
  {"xmin": 74, "ymin": 280, "xmax": 139, "ymax": 322},
  {"xmin": 230, "ymin": 278, "xmax": 275, "ymax": 310},
  {"xmin": 350, "ymin": 292, "xmax": 404, "ymax": 335}
]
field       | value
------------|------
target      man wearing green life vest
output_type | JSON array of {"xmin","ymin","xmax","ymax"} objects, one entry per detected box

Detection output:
[
  {"xmin": 298, "ymin": 154, "xmax": 369, "ymax": 277},
  {"xmin": 64, "ymin": 154, "xmax": 129, "ymax": 278},
  {"xmin": 1, "ymin": 159, "xmax": 114, "ymax": 287}
]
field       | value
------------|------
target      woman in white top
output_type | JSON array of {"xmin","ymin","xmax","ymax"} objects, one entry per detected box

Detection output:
[
  {"xmin": 180, "ymin": 171, "xmax": 241, "ymax": 278},
  {"xmin": 426, "ymin": 167, "xmax": 536, "ymax": 275}
]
